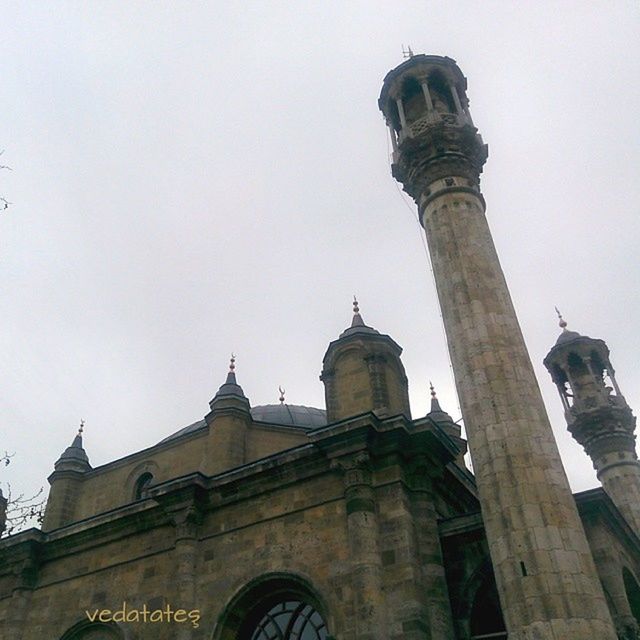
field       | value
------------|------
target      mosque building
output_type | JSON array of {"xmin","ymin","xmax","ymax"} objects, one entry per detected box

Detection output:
[{"xmin": 1, "ymin": 54, "xmax": 639, "ymax": 640}]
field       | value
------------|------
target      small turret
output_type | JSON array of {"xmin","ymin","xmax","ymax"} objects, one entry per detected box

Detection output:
[
  {"xmin": 205, "ymin": 355, "xmax": 252, "ymax": 474},
  {"xmin": 320, "ymin": 298, "xmax": 410, "ymax": 423},
  {"xmin": 544, "ymin": 312, "xmax": 640, "ymax": 536},
  {"xmin": 42, "ymin": 421, "xmax": 91, "ymax": 531},
  {"xmin": 208, "ymin": 354, "xmax": 250, "ymax": 414},
  {"xmin": 427, "ymin": 382, "xmax": 467, "ymax": 466}
]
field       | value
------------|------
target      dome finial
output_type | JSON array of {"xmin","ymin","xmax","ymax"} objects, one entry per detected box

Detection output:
[
  {"xmin": 279, "ymin": 386, "xmax": 285, "ymax": 404},
  {"xmin": 229, "ymin": 353, "xmax": 236, "ymax": 372},
  {"xmin": 351, "ymin": 295, "xmax": 365, "ymax": 328},
  {"xmin": 555, "ymin": 306, "xmax": 568, "ymax": 331},
  {"xmin": 429, "ymin": 380, "xmax": 442, "ymax": 412},
  {"xmin": 78, "ymin": 419, "xmax": 85, "ymax": 436}
]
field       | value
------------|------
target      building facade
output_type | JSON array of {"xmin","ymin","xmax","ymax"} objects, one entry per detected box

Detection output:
[{"xmin": 1, "ymin": 55, "xmax": 639, "ymax": 640}]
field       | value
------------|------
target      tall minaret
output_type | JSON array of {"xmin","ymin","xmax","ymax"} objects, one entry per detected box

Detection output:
[
  {"xmin": 544, "ymin": 315, "xmax": 640, "ymax": 536},
  {"xmin": 379, "ymin": 55, "xmax": 617, "ymax": 639}
]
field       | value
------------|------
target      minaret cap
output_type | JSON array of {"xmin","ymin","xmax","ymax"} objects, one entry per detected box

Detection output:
[
  {"xmin": 338, "ymin": 296, "xmax": 379, "ymax": 338},
  {"xmin": 211, "ymin": 354, "xmax": 247, "ymax": 401},
  {"xmin": 427, "ymin": 382, "xmax": 455, "ymax": 425},
  {"xmin": 553, "ymin": 307, "xmax": 583, "ymax": 346},
  {"xmin": 54, "ymin": 420, "xmax": 91, "ymax": 470}
]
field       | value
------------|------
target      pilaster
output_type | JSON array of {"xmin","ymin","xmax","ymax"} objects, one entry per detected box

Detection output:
[{"xmin": 333, "ymin": 452, "xmax": 387, "ymax": 640}]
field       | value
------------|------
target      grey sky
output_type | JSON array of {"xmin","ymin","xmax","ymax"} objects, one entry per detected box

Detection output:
[{"xmin": 2, "ymin": 2, "xmax": 639, "ymax": 515}]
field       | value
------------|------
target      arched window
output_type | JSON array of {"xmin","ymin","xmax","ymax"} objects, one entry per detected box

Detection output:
[
  {"xmin": 60, "ymin": 620, "xmax": 123, "ymax": 640},
  {"xmin": 624, "ymin": 568, "xmax": 640, "ymax": 625},
  {"xmin": 469, "ymin": 571, "xmax": 507, "ymax": 639},
  {"xmin": 133, "ymin": 472, "xmax": 153, "ymax": 500},
  {"xmin": 402, "ymin": 76, "xmax": 425, "ymax": 124},
  {"xmin": 427, "ymin": 71, "xmax": 455, "ymax": 114},
  {"xmin": 215, "ymin": 573, "xmax": 331, "ymax": 640},
  {"xmin": 249, "ymin": 600, "xmax": 328, "ymax": 640}
]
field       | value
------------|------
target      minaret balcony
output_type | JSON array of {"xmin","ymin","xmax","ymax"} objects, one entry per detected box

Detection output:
[{"xmin": 398, "ymin": 111, "xmax": 471, "ymax": 144}]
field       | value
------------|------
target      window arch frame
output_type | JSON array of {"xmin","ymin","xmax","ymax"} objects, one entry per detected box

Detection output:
[
  {"xmin": 133, "ymin": 471, "xmax": 154, "ymax": 500},
  {"xmin": 213, "ymin": 572, "xmax": 332, "ymax": 640},
  {"xmin": 59, "ymin": 619, "xmax": 126, "ymax": 640}
]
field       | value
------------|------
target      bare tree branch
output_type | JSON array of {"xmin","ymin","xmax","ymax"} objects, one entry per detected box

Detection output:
[{"xmin": 1, "ymin": 451, "xmax": 45, "ymax": 537}]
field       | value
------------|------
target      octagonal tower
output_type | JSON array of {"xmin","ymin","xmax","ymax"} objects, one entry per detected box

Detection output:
[{"xmin": 379, "ymin": 55, "xmax": 617, "ymax": 639}]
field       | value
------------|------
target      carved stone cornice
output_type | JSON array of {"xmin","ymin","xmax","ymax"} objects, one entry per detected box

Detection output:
[
  {"xmin": 569, "ymin": 404, "xmax": 637, "ymax": 459},
  {"xmin": 331, "ymin": 452, "xmax": 372, "ymax": 488},
  {"xmin": 404, "ymin": 454, "xmax": 435, "ymax": 493},
  {"xmin": 392, "ymin": 122, "xmax": 488, "ymax": 202},
  {"xmin": 331, "ymin": 452, "xmax": 375, "ymax": 514},
  {"xmin": 7, "ymin": 537, "xmax": 42, "ymax": 590},
  {"xmin": 154, "ymin": 484, "xmax": 206, "ymax": 543}
]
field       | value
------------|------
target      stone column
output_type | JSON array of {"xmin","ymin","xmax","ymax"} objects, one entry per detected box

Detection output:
[
  {"xmin": 396, "ymin": 98, "xmax": 407, "ymax": 130},
  {"xmin": 388, "ymin": 123, "xmax": 399, "ymax": 152},
  {"xmin": 420, "ymin": 81, "xmax": 434, "ymax": 111},
  {"xmin": 419, "ymin": 177, "xmax": 616, "ymax": 639},
  {"xmin": 449, "ymin": 84, "xmax": 463, "ymax": 114},
  {"xmin": 377, "ymin": 468, "xmax": 429, "ymax": 639},
  {"xmin": 407, "ymin": 457, "xmax": 455, "ymax": 640},
  {"xmin": 173, "ymin": 505, "xmax": 201, "ymax": 640},
  {"xmin": 3, "ymin": 537, "xmax": 40, "ymax": 640},
  {"xmin": 336, "ymin": 453, "xmax": 387, "ymax": 640}
]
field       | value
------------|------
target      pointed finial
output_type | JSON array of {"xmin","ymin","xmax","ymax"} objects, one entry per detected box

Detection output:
[
  {"xmin": 279, "ymin": 386, "xmax": 285, "ymax": 404},
  {"xmin": 229, "ymin": 353, "xmax": 236, "ymax": 372},
  {"xmin": 427, "ymin": 380, "xmax": 445, "ymax": 414},
  {"xmin": 351, "ymin": 295, "xmax": 366, "ymax": 328},
  {"xmin": 555, "ymin": 307, "xmax": 568, "ymax": 330},
  {"xmin": 78, "ymin": 419, "xmax": 85, "ymax": 435}
]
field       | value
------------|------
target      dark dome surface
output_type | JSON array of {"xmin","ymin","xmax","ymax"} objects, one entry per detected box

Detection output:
[
  {"xmin": 158, "ymin": 419, "xmax": 206, "ymax": 444},
  {"xmin": 158, "ymin": 404, "xmax": 326, "ymax": 444},
  {"xmin": 251, "ymin": 404, "xmax": 327, "ymax": 428},
  {"xmin": 555, "ymin": 329, "xmax": 583, "ymax": 345}
]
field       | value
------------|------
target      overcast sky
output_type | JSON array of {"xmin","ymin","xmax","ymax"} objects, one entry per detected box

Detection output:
[{"xmin": 2, "ymin": 2, "xmax": 639, "ymax": 519}]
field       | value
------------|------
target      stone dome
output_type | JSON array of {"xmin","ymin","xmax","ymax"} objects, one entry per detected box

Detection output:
[
  {"xmin": 250, "ymin": 404, "xmax": 327, "ymax": 429},
  {"xmin": 159, "ymin": 403, "xmax": 326, "ymax": 444}
]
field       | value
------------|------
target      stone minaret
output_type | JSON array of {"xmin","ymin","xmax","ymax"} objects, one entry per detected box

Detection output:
[
  {"xmin": 544, "ymin": 315, "xmax": 640, "ymax": 536},
  {"xmin": 379, "ymin": 54, "xmax": 617, "ymax": 639}
]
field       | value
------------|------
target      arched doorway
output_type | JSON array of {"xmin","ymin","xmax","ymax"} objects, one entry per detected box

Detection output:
[{"xmin": 215, "ymin": 573, "xmax": 331, "ymax": 640}]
